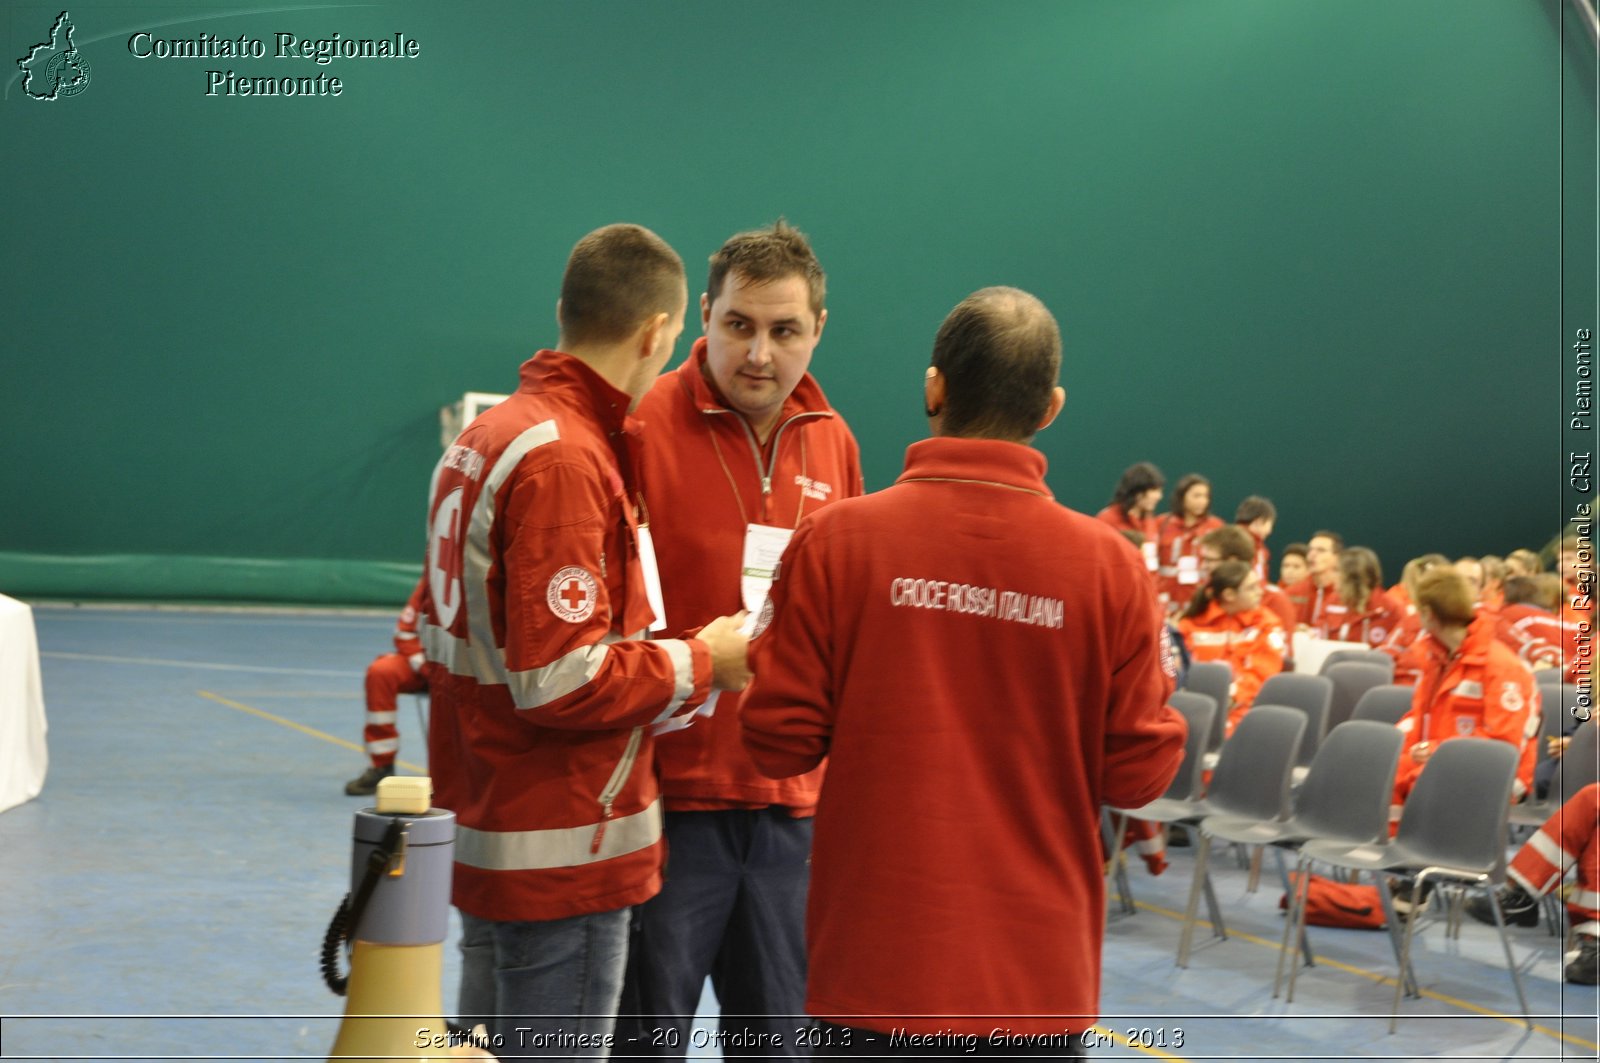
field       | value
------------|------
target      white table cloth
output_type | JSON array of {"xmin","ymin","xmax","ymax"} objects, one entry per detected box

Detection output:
[{"xmin": 0, "ymin": 594, "xmax": 48, "ymax": 812}]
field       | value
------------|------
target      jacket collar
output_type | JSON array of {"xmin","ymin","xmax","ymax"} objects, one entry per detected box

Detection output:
[
  {"xmin": 521, "ymin": 350, "xmax": 637, "ymax": 435},
  {"xmin": 674, "ymin": 336, "xmax": 839, "ymax": 424},
  {"xmin": 895, "ymin": 437, "xmax": 1052, "ymax": 498}
]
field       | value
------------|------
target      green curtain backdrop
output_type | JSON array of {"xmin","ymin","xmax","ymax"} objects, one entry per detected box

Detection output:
[{"xmin": 3, "ymin": 0, "xmax": 1594, "ymax": 604}]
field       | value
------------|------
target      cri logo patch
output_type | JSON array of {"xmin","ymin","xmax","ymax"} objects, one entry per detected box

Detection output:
[{"xmin": 547, "ymin": 566, "xmax": 598, "ymax": 624}]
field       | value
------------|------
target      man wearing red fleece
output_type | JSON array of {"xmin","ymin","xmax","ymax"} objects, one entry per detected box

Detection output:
[
  {"xmin": 742, "ymin": 287, "xmax": 1186, "ymax": 1059},
  {"xmin": 622, "ymin": 221, "xmax": 862, "ymax": 1056}
]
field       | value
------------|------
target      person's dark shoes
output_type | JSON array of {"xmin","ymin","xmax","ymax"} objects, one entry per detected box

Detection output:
[
  {"xmin": 1388, "ymin": 875, "xmax": 1436, "ymax": 918},
  {"xmin": 1166, "ymin": 825, "xmax": 1192, "ymax": 847},
  {"xmin": 1567, "ymin": 936, "xmax": 1599, "ymax": 985},
  {"xmin": 344, "ymin": 764, "xmax": 395, "ymax": 796},
  {"xmin": 1463, "ymin": 883, "xmax": 1539, "ymax": 928}
]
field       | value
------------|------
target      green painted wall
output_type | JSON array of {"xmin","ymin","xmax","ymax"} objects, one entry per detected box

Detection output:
[{"xmin": 3, "ymin": 0, "xmax": 1594, "ymax": 604}]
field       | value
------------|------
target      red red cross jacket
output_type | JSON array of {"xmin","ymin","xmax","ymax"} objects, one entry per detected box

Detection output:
[
  {"xmin": 1155, "ymin": 512, "xmax": 1223, "ymax": 611},
  {"xmin": 636, "ymin": 338, "xmax": 862, "ymax": 814},
  {"xmin": 1178, "ymin": 601, "xmax": 1287, "ymax": 736},
  {"xmin": 421, "ymin": 351, "xmax": 714, "ymax": 922},
  {"xmin": 1395, "ymin": 615, "xmax": 1539, "ymax": 802},
  {"xmin": 742, "ymin": 437, "xmax": 1186, "ymax": 1036},
  {"xmin": 1495, "ymin": 603, "xmax": 1564, "ymax": 671},
  {"xmin": 393, "ymin": 576, "xmax": 425, "ymax": 667},
  {"xmin": 1324, "ymin": 588, "xmax": 1405, "ymax": 648}
]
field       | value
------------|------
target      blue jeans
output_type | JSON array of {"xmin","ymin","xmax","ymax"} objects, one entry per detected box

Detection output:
[
  {"xmin": 618, "ymin": 808, "xmax": 812, "ymax": 1058},
  {"xmin": 457, "ymin": 907, "xmax": 631, "ymax": 1057}
]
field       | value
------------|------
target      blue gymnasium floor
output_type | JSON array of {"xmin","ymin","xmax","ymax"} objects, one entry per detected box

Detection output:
[{"xmin": 1, "ymin": 604, "xmax": 1596, "ymax": 1062}]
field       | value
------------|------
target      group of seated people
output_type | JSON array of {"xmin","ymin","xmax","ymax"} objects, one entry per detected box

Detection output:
[{"xmin": 1098, "ymin": 462, "xmax": 1597, "ymax": 985}]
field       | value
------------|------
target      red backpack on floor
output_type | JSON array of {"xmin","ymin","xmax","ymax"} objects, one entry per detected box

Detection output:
[{"xmin": 1280, "ymin": 871, "xmax": 1387, "ymax": 929}]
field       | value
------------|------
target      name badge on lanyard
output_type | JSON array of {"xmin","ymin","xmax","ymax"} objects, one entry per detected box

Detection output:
[
  {"xmin": 636, "ymin": 525, "xmax": 667, "ymax": 633},
  {"xmin": 1141, "ymin": 539, "xmax": 1158, "ymax": 573},
  {"xmin": 1177, "ymin": 554, "xmax": 1200, "ymax": 585},
  {"xmin": 739, "ymin": 523, "xmax": 793, "ymax": 636}
]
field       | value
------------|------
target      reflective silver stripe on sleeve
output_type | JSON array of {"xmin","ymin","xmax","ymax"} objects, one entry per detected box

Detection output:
[
  {"xmin": 454, "ymin": 799, "xmax": 663, "ymax": 870},
  {"xmin": 650, "ymin": 639, "xmax": 698, "ymax": 723},
  {"xmin": 507, "ymin": 642, "xmax": 611, "ymax": 710}
]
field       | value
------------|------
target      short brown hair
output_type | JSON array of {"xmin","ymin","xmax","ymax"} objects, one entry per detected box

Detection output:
[
  {"xmin": 1504, "ymin": 574, "xmax": 1562, "ymax": 611},
  {"xmin": 1201, "ymin": 524, "xmax": 1256, "ymax": 563},
  {"xmin": 1235, "ymin": 496, "xmax": 1276, "ymax": 524},
  {"xmin": 1415, "ymin": 568, "xmax": 1475, "ymax": 627},
  {"xmin": 706, "ymin": 219, "xmax": 826, "ymax": 319},
  {"xmin": 1506, "ymin": 548, "xmax": 1543, "ymax": 576},
  {"xmin": 931, "ymin": 287, "xmax": 1062, "ymax": 440},
  {"xmin": 558, "ymin": 224, "xmax": 685, "ymax": 346}
]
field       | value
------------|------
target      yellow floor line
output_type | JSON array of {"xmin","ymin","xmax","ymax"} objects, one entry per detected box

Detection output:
[
  {"xmin": 197, "ymin": 690, "xmax": 426, "ymax": 774},
  {"xmin": 1132, "ymin": 898, "xmax": 1597, "ymax": 1050}
]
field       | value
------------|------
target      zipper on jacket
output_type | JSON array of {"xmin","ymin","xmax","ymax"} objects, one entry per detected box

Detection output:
[
  {"xmin": 704, "ymin": 408, "xmax": 828, "ymax": 523},
  {"xmin": 591, "ymin": 725, "xmax": 644, "ymax": 855}
]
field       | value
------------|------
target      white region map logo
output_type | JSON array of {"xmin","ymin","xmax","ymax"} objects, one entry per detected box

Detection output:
[
  {"xmin": 547, "ymin": 566, "xmax": 598, "ymax": 624},
  {"xmin": 18, "ymin": 11, "xmax": 91, "ymax": 101}
]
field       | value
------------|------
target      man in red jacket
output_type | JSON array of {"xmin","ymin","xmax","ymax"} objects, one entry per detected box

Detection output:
[
  {"xmin": 343, "ymin": 576, "xmax": 428, "ymax": 795},
  {"xmin": 742, "ymin": 287, "xmax": 1186, "ymax": 1058},
  {"xmin": 622, "ymin": 221, "xmax": 863, "ymax": 1055},
  {"xmin": 1284, "ymin": 530, "xmax": 1344, "ymax": 632},
  {"xmin": 422, "ymin": 224, "xmax": 751, "ymax": 1051}
]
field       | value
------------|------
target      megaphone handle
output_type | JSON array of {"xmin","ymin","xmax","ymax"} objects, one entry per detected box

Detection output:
[{"xmin": 320, "ymin": 818, "xmax": 407, "ymax": 995}]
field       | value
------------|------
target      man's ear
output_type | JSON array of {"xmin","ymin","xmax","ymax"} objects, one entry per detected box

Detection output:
[
  {"xmin": 639, "ymin": 311, "xmax": 670, "ymax": 359},
  {"xmin": 700, "ymin": 292, "xmax": 712, "ymax": 332},
  {"xmin": 924, "ymin": 366, "xmax": 945, "ymax": 419},
  {"xmin": 1038, "ymin": 386, "xmax": 1066, "ymax": 432}
]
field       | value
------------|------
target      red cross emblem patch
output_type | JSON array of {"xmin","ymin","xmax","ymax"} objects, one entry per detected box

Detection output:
[{"xmin": 547, "ymin": 566, "xmax": 599, "ymax": 623}]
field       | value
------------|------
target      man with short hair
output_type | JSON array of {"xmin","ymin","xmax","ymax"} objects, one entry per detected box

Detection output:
[
  {"xmin": 621, "ymin": 221, "xmax": 862, "ymax": 1056},
  {"xmin": 1284, "ymin": 530, "xmax": 1344, "ymax": 633},
  {"xmin": 421, "ymin": 223, "xmax": 751, "ymax": 1051},
  {"xmin": 742, "ymin": 287, "xmax": 1185, "ymax": 1058}
]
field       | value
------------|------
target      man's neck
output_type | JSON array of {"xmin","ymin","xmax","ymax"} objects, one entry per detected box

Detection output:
[{"xmin": 1315, "ymin": 571, "xmax": 1337, "ymax": 589}]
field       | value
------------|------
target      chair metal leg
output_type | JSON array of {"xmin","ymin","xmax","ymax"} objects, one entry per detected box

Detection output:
[
  {"xmin": 1485, "ymin": 886, "xmax": 1534, "ymax": 1030},
  {"xmin": 1284, "ymin": 856, "xmax": 1316, "ymax": 1002},
  {"xmin": 1389, "ymin": 869, "xmax": 1434, "ymax": 1032},
  {"xmin": 1103, "ymin": 810, "xmax": 1136, "ymax": 915},
  {"xmin": 1373, "ymin": 871, "xmax": 1419, "ymax": 998},
  {"xmin": 1246, "ymin": 844, "xmax": 1264, "ymax": 893},
  {"xmin": 1271, "ymin": 847, "xmax": 1314, "ymax": 969},
  {"xmin": 1177, "ymin": 832, "xmax": 1213, "ymax": 968}
]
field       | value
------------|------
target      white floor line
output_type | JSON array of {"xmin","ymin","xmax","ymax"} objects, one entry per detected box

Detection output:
[{"xmin": 41, "ymin": 650, "xmax": 362, "ymax": 677}]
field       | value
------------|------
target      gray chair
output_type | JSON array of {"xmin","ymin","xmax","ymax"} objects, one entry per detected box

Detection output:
[
  {"xmin": 1322, "ymin": 661, "xmax": 1394, "ymax": 733},
  {"xmin": 1105, "ymin": 690, "xmax": 1217, "ymax": 914},
  {"xmin": 1507, "ymin": 720, "xmax": 1598, "ymax": 936},
  {"xmin": 1513, "ymin": 684, "xmax": 1581, "ymax": 822},
  {"xmin": 1534, "ymin": 666, "xmax": 1568, "ymax": 689},
  {"xmin": 1350, "ymin": 683, "xmax": 1414, "ymax": 726},
  {"xmin": 1253, "ymin": 672, "xmax": 1334, "ymax": 766},
  {"xmin": 1292, "ymin": 738, "xmax": 1529, "ymax": 1031},
  {"xmin": 1181, "ymin": 661, "xmax": 1233, "ymax": 751},
  {"xmin": 1138, "ymin": 705, "xmax": 1306, "ymax": 965},
  {"xmin": 1185, "ymin": 721, "xmax": 1404, "ymax": 986},
  {"xmin": 1318, "ymin": 648, "xmax": 1395, "ymax": 678}
]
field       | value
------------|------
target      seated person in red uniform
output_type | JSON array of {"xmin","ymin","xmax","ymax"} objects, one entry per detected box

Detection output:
[
  {"xmin": 1177, "ymin": 560, "xmax": 1286, "ymax": 737},
  {"xmin": 1380, "ymin": 553, "xmax": 1452, "ymax": 685},
  {"xmin": 1465, "ymin": 782, "xmax": 1600, "ymax": 984},
  {"xmin": 1326, "ymin": 546, "xmax": 1404, "ymax": 648},
  {"xmin": 1234, "ymin": 495, "xmax": 1277, "ymax": 582},
  {"xmin": 1200, "ymin": 525, "xmax": 1298, "ymax": 639},
  {"xmin": 1285, "ymin": 530, "xmax": 1343, "ymax": 632},
  {"xmin": 344, "ymin": 576, "xmax": 428, "ymax": 795},
  {"xmin": 1278, "ymin": 542, "xmax": 1309, "ymax": 589},
  {"xmin": 1393, "ymin": 568, "xmax": 1539, "ymax": 804},
  {"xmin": 1156, "ymin": 474, "xmax": 1223, "ymax": 614},
  {"xmin": 1495, "ymin": 574, "xmax": 1565, "ymax": 672},
  {"xmin": 744, "ymin": 287, "xmax": 1185, "ymax": 1060},
  {"xmin": 1097, "ymin": 461, "xmax": 1164, "ymax": 574}
]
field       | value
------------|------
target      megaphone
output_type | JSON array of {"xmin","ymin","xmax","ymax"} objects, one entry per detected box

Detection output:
[{"xmin": 324, "ymin": 776, "xmax": 492, "ymax": 1062}]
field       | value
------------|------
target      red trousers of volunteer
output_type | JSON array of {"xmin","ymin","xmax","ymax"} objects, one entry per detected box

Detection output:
[
  {"xmin": 363, "ymin": 652, "xmax": 426, "ymax": 769},
  {"xmin": 1509, "ymin": 783, "xmax": 1600, "ymax": 937}
]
